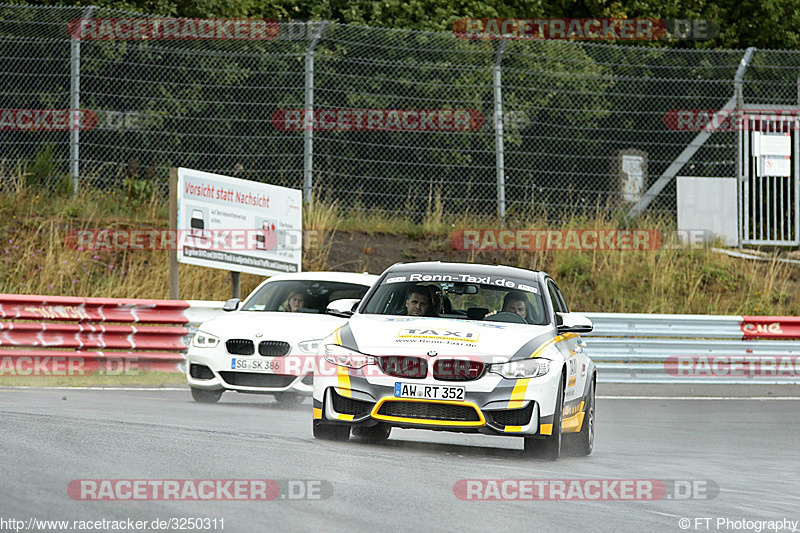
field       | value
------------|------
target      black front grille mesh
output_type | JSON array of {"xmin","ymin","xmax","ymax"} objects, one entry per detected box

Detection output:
[
  {"xmin": 226, "ymin": 339, "xmax": 254, "ymax": 355},
  {"xmin": 489, "ymin": 403, "xmax": 534, "ymax": 427},
  {"xmin": 377, "ymin": 401, "xmax": 480, "ymax": 422},
  {"xmin": 218, "ymin": 372, "xmax": 294, "ymax": 388},
  {"xmin": 258, "ymin": 341, "xmax": 290, "ymax": 356},
  {"xmin": 330, "ymin": 390, "xmax": 373, "ymax": 417}
]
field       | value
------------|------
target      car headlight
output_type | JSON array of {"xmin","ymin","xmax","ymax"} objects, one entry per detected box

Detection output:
[
  {"xmin": 298, "ymin": 339, "xmax": 323, "ymax": 354},
  {"xmin": 192, "ymin": 331, "xmax": 220, "ymax": 348},
  {"xmin": 323, "ymin": 344, "xmax": 376, "ymax": 369},
  {"xmin": 489, "ymin": 358, "xmax": 551, "ymax": 379}
]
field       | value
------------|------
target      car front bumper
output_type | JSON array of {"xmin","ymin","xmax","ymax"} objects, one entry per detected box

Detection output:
[
  {"xmin": 187, "ymin": 349, "xmax": 313, "ymax": 395},
  {"xmin": 312, "ymin": 364, "xmax": 566, "ymax": 436}
]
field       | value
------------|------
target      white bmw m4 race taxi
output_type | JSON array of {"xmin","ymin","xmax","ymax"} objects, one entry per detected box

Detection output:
[
  {"xmin": 186, "ymin": 272, "xmax": 378, "ymax": 406},
  {"xmin": 312, "ymin": 262, "xmax": 596, "ymax": 459}
]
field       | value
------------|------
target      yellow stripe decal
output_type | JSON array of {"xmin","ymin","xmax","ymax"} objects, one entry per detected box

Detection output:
[
  {"xmin": 337, "ymin": 414, "xmax": 354, "ymax": 421},
  {"xmin": 336, "ymin": 366, "xmax": 352, "ymax": 399},
  {"xmin": 370, "ymin": 398, "xmax": 486, "ymax": 427},
  {"xmin": 562, "ymin": 412, "xmax": 585, "ymax": 433},
  {"xmin": 313, "ymin": 408, "xmax": 322, "ymax": 420},
  {"xmin": 529, "ymin": 333, "xmax": 577, "ymax": 359},
  {"xmin": 561, "ymin": 401, "xmax": 586, "ymax": 433},
  {"xmin": 504, "ymin": 333, "xmax": 577, "ymax": 409},
  {"xmin": 507, "ymin": 378, "xmax": 530, "ymax": 409},
  {"xmin": 331, "ymin": 328, "xmax": 352, "ymax": 398},
  {"xmin": 540, "ymin": 423, "xmax": 553, "ymax": 435},
  {"xmin": 503, "ymin": 425, "xmax": 523, "ymax": 433}
]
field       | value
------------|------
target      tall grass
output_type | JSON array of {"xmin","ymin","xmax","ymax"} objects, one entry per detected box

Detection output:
[{"xmin": 1, "ymin": 180, "xmax": 798, "ymax": 313}]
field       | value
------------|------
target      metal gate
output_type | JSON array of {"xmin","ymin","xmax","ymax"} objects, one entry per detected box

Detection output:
[{"xmin": 740, "ymin": 112, "xmax": 800, "ymax": 246}]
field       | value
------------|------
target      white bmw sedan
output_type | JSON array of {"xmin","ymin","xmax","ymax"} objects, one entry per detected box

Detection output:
[{"xmin": 187, "ymin": 271, "xmax": 378, "ymax": 406}]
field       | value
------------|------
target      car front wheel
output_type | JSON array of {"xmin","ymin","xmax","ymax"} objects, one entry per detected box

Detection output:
[
  {"xmin": 275, "ymin": 392, "xmax": 305, "ymax": 408},
  {"xmin": 191, "ymin": 387, "xmax": 223, "ymax": 403},
  {"xmin": 524, "ymin": 372, "xmax": 563, "ymax": 460},
  {"xmin": 352, "ymin": 423, "xmax": 391, "ymax": 442},
  {"xmin": 312, "ymin": 420, "xmax": 351, "ymax": 441},
  {"xmin": 564, "ymin": 376, "xmax": 595, "ymax": 456}
]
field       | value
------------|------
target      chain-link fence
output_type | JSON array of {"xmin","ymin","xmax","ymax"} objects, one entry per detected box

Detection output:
[{"xmin": 3, "ymin": 3, "xmax": 800, "ymax": 222}]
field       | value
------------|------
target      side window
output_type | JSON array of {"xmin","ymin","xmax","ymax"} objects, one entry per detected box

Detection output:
[
  {"xmin": 553, "ymin": 282, "xmax": 569, "ymax": 313},
  {"xmin": 546, "ymin": 280, "xmax": 564, "ymax": 315}
]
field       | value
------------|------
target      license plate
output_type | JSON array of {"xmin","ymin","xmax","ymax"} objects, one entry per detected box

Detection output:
[
  {"xmin": 231, "ymin": 358, "xmax": 282, "ymax": 372},
  {"xmin": 394, "ymin": 382, "xmax": 465, "ymax": 401}
]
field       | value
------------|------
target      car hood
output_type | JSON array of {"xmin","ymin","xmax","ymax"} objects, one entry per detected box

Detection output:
[
  {"xmin": 198, "ymin": 311, "xmax": 346, "ymax": 341},
  {"xmin": 344, "ymin": 314, "xmax": 555, "ymax": 362}
]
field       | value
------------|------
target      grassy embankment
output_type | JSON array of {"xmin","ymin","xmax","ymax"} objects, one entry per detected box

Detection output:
[
  {"xmin": 1, "ymin": 162, "xmax": 799, "ymax": 386},
  {"xmin": 1, "ymin": 183, "xmax": 797, "ymax": 315}
]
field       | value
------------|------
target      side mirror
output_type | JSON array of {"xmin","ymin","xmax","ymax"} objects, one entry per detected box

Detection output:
[
  {"xmin": 556, "ymin": 312, "xmax": 593, "ymax": 334},
  {"xmin": 326, "ymin": 298, "xmax": 360, "ymax": 318},
  {"xmin": 223, "ymin": 298, "xmax": 240, "ymax": 312}
]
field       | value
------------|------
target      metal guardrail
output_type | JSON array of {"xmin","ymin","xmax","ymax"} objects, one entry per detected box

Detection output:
[
  {"xmin": 583, "ymin": 312, "xmax": 800, "ymax": 384},
  {"xmin": 16, "ymin": 297, "xmax": 789, "ymax": 384},
  {"xmin": 0, "ymin": 294, "xmax": 193, "ymax": 374}
]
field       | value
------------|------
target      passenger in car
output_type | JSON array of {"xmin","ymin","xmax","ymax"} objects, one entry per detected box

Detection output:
[{"xmin": 280, "ymin": 290, "xmax": 307, "ymax": 312}]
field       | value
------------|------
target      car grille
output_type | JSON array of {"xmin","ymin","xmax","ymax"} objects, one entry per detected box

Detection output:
[
  {"xmin": 432, "ymin": 359, "xmax": 486, "ymax": 381},
  {"xmin": 489, "ymin": 403, "xmax": 534, "ymax": 427},
  {"xmin": 226, "ymin": 339, "xmax": 254, "ymax": 355},
  {"xmin": 376, "ymin": 356, "xmax": 428, "ymax": 379},
  {"xmin": 218, "ymin": 372, "xmax": 295, "ymax": 388},
  {"xmin": 189, "ymin": 363, "xmax": 214, "ymax": 380},
  {"xmin": 330, "ymin": 389, "xmax": 373, "ymax": 417},
  {"xmin": 258, "ymin": 341, "xmax": 290, "ymax": 356},
  {"xmin": 301, "ymin": 374, "xmax": 314, "ymax": 385},
  {"xmin": 376, "ymin": 401, "xmax": 481, "ymax": 422}
]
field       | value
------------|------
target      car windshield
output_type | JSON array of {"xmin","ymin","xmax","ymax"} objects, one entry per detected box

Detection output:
[
  {"xmin": 241, "ymin": 280, "xmax": 371, "ymax": 314},
  {"xmin": 362, "ymin": 272, "xmax": 547, "ymax": 325}
]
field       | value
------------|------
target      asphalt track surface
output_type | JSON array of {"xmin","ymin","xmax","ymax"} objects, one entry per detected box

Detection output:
[{"xmin": 1, "ymin": 386, "xmax": 799, "ymax": 533}]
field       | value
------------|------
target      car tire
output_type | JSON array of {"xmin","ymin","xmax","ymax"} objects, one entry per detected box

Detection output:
[
  {"xmin": 191, "ymin": 387, "xmax": 223, "ymax": 403},
  {"xmin": 312, "ymin": 420, "xmax": 351, "ymax": 441},
  {"xmin": 352, "ymin": 423, "xmax": 391, "ymax": 442},
  {"xmin": 524, "ymin": 372, "xmax": 563, "ymax": 460},
  {"xmin": 564, "ymin": 376, "xmax": 595, "ymax": 456},
  {"xmin": 275, "ymin": 392, "xmax": 305, "ymax": 408}
]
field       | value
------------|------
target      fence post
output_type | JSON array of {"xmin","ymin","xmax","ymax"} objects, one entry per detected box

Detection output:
[
  {"xmin": 69, "ymin": 6, "xmax": 94, "ymax": 195},
  {"xmin": 494, "ymin": 41, "xmax": 507, "ymax": 222},
  {"xmin": 303, "ymin": 21, "xmax": 327, "ymax": 205},
  {"xmin": 625, "ymin": 47, "xmax": 757, "ymax": 221}
]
